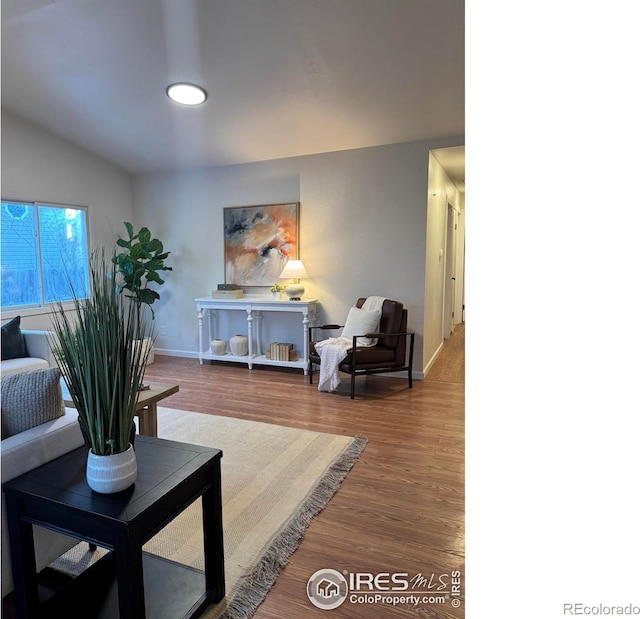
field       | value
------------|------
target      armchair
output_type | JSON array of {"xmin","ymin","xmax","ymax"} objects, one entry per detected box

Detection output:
[{"xmin": 308, "ymin": 297, "xmax": 415, "ymax": 398}]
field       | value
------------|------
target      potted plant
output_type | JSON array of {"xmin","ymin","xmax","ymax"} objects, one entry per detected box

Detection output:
[
  {"xmin": 112, "ymin": 222, "xmax": 172, "ymax": 371},
  {"xmin": 269, "ymin": 283, "xmax": 285, "ymax": 299},
  {"xmin": 49, "ymin": 249, "xmax": 153, "ymax": 493},
  {"xmin": 112, "ymin": 222, "xmax": 172, "ymax": 323}
]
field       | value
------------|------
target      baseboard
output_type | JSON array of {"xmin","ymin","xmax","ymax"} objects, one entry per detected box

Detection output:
[
  {"xmin": 423, "ymin": 342, "xmax": 444, "ymax": 377},
  {"xmin": 375, "ymin": 370, "xmax": 425, "ymax": 380},
  {"xmin": 153, "ymin": 348, "xmax": 200, "ymax": 359}
]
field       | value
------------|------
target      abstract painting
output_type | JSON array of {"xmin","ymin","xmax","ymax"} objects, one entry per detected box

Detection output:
[{"xmin": 224, "ymin": 203, "xmax": 299, "ymax": 286}]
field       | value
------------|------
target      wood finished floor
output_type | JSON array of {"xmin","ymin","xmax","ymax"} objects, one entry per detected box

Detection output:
[
  {"xmin": 144, "ymin": 323, "xmax": 465, "ymax": 619},
  {"xmin": 2, "ymin": 324, "xmax": 464, "ymax": 619}
]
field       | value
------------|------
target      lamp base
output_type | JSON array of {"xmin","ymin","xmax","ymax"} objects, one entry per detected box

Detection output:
[{"xmin": 285, "ymin": 282, "xmax": 305, "ymax": 301}]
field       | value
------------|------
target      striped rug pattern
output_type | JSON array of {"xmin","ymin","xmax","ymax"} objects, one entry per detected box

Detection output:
[{"xmin": 52, "ymin": 407, "xmax": 366, "ymax": 618}]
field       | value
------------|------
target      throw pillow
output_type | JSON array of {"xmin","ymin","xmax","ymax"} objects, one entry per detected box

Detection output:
[
  {"xmin": 341, "ymin": 307, "xmax": 382, "ymax": 347},
  {"xmin": 1, "ymin": 315, "xmax": 27, "ymax": 360},
  {"xmin": 0, "ymin": 368, "xmax": 65, "ymax": 439}
]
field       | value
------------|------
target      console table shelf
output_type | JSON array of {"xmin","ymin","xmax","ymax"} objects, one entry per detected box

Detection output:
[{"xmin": 195, "ymin": 297, "xmax": 318, "ymax": 374}]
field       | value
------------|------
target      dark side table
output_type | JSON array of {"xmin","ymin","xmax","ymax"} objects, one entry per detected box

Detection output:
[{"xmin": 3, "ymin": 436, "xmax": 224, "ymax": 619}]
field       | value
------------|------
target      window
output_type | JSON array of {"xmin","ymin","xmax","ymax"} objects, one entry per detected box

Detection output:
[{"xmin": 1, "ymin": 201, "xmax": 90, "ymax": 309}]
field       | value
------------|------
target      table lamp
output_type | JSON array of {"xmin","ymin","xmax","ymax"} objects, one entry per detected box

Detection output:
[{"xmin": 279, "ymin": 259, "xmax": 309, "ymax": 301}]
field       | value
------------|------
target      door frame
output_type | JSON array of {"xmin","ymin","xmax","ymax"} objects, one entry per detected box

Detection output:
[{"xmin": 443, "ymin": 202, "xmax": 457, "ymax": 339}]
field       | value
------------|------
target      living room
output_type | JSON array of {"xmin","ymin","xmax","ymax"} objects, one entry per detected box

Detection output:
[
  {"xmin": 1, "ymin": 2, "xmax": 465, "ymax": 618},
  {"xmin": 1, "ymin": 111, "xmax": 465, "ymax": 376}
]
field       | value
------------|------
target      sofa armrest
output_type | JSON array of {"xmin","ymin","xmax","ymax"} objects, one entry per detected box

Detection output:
[
  {"xmin": 1, "ymin": 408, "xmax": 83, "ymax": 484},
  {"xmin": 22, "ymin": 330, "xmax": 56, "ymax": 368},
  {"xmin": 1, "ymin": 408, "xmax": 85, "ymax": 596}
]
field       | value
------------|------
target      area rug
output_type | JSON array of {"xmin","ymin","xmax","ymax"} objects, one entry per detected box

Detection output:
[{"xmin": 51, "ymin": 407, "xmax": 367, "ymax": 618}]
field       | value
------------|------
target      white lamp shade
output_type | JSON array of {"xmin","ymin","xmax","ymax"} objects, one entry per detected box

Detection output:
[
  {"xmin": 279, "ymin": 260, "xmax": 309, "ymax": 280},
  {"xmin": 279, "ymin": 259, "xmax": 309, "ymax": 300}
]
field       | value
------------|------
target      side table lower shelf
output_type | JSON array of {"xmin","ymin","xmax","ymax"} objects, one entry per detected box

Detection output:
[{"xmin": 42, "ymin": 551, "xmax": 207, "ymax": 619}]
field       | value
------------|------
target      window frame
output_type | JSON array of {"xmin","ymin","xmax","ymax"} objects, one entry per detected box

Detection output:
[{"xmin": 1, "ymin": 198, "xmax": 92, "ymax": 316}]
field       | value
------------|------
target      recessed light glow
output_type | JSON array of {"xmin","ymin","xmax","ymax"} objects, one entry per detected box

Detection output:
[{"xmin": 166, "ymin": 83, "xmax": 207, "ymax": 105}]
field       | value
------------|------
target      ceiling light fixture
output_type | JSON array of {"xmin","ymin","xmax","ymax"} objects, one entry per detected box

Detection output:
[{"xmin": 166, "ymin": 82, "xmax": 207, "ymax": 106}]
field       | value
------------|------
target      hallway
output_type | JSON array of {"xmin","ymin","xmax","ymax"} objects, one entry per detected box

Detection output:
[{"xmin": 427, "ymin": 322, "xmax": 465, "ymax": 384}]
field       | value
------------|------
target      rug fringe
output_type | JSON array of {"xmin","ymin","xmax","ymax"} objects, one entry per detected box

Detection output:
[{"xmin": 220, "ymin": 435, "xmax": 368, "ymax": 619}]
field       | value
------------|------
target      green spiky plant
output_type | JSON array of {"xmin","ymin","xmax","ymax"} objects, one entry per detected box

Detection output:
[
  {"xmin": 112, "ymin": 222, "xmax": 172, "ymax": 327},
  {"xmin": 49, "ymin": 249, "xmax": 153, "ymax": 455}
]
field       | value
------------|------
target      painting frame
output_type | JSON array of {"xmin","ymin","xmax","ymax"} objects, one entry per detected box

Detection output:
[{"xmin": 223, "ymin": 202, "xmax": 300, "ymax": 287}]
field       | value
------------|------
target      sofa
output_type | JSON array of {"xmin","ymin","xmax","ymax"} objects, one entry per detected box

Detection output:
[{"xmin": 1, "ymin": 317, "xmax": 85, "ymax": 596}]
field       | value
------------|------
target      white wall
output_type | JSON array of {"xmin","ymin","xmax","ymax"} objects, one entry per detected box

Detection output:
[
  {"xmin": 133, "ymin": 138, "xmax": 463, "ymax": 372},
  {"xmin": 423, "ymin": 152, "xmax": 463, "ymax": 374},
  {"xmin": 1, "ymin": 111, "xmax": 464, "ymax": 375},
  {"xmin": 1, "ymin": 110, "xmax": 134, "ymax": 329},
  {"xmin": 455, "ymin": 192, "xmax": 466, "ymax": 323}
]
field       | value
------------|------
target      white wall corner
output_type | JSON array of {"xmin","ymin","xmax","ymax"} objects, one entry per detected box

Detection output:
[{"xmin": 423, "ymin": 341, "xmax": 444, "ymax": 377}]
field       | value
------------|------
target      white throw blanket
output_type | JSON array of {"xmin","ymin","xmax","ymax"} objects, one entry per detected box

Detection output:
[
  {"xmin": 315, "ymin": 296, "xmax": 386, "ymax": 392},
  {"xmin": 314, "ymin": 336, "xmax": 352, "ymax": 392}
]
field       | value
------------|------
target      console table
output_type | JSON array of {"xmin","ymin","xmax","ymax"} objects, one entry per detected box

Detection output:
[{"xmin": 195, "ymin": 297, "xmax": 318, "ymax": 374}]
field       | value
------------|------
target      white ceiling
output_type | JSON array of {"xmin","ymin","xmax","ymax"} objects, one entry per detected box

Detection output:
[{"xmin": 1, "ymin": 0, "xmax": 464, "ymax": 178}]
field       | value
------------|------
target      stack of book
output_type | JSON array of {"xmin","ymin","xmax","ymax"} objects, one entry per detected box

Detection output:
[
  {"xmin": 212, "ymin": 289, "xmax": 244, "ymax": 299},
  {"xmin": 212, "ymin": 284, "xmax": 243, "ymax": 299},
  {"xmin": 267, "ymin": 342, "xmax": 297, "ymax": 361}
]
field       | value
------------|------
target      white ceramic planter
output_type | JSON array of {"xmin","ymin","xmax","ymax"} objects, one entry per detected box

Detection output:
[
  {"xmin": 211, "ymin": 339, "xmax": 227, "ymax": 355},
  {"xmin": 229, "ymin": 334, "xmax": 248, "ymax": 356},
  {"xmin": 86, "ymin": 444, "xmax": 137, "ymax": 494}
]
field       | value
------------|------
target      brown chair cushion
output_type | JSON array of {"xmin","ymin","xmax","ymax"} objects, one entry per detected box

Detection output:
[
  {"xmin": 309, "ymin": 344, "xmax": 396, "ymax": 366},
  {"xmin": 355, "ymin": 298, "xmax": 403, "ymax": 348},
  {"xmin": 340, "ymin": 347, "xmax": 397, "ymax": 368}
]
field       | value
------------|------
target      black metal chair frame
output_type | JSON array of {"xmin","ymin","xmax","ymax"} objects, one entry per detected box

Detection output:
[{"xmin": 309, "ymin": 324, "xmax": 415, "ymax": 399}]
